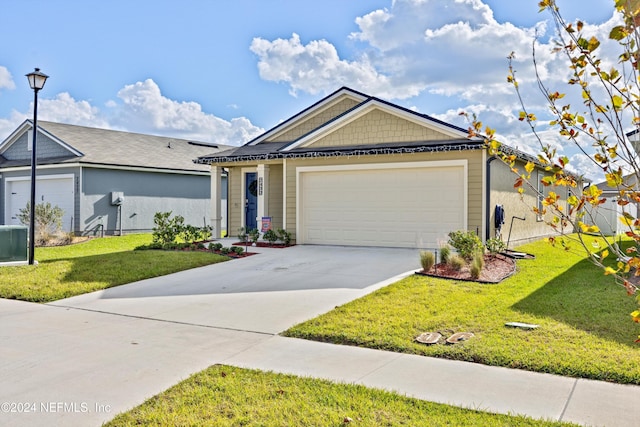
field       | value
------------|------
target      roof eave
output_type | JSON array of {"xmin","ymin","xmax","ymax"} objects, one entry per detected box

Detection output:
[{"xmin": 197, "ymin": 140, "xmax": 486, "ymax": 164}]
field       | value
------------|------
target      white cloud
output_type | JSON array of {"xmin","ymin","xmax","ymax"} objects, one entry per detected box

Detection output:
[
  {"xmin": 352, "ymin": 0, "xmax": 496, "ymax": 52},
  {"xmin": 0, "ymin": 78, "xmax": 263, "ymax": 146},
  {"xmin": 251, "ymin": 0, "xmax": 549, "ymax": 104},
  {"xmin": 0, "ymin": 66, "xmax": 16, "ymax": 91},
  {"xmin": 568, "ymin": 153, "xmax": 605, "ymax": 183},
  {"xmin": 39, "ymin": 93, "xmax": 109, "ymax": 128},
  {"xmin": 250, "ymin": 33, "xmax": 413, "ymax": 98},
  {"xmin": 249, "ymin": 0, "xmax": 621, "ymax": 138},
  {"xmin": 111, "ymin": 79, "xmax": 263, "ymax": 145},
  {"xmin": 0, "ymin": 111, "xmax": 27, "ymax": 142}
]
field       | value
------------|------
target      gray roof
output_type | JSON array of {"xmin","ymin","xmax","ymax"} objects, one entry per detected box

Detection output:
[{"xmin": 1, "ymin": 121, "xmax": 229, "ymax": 172}]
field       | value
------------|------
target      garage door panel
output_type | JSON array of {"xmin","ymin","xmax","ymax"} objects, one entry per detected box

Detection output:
[
  {"xmin": 6, "ymin": 177, "xmax": 74, "ymax": 231},
  {"xmin": 300, "ymin": 165, "xmax": 466, "ymax": 248}
]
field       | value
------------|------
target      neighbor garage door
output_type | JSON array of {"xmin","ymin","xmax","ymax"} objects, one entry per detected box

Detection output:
[
  {"xmin": 6, "ymin": 175, "xmax": 74, "ymax": 231},
  {"xmin": 298, "ymin": 161, "xmax": 466, "ymax": 248}
]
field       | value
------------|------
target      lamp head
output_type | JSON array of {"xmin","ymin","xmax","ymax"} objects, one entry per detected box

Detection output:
[{"xmin": 25, "ymin": 68, "xmax": 49, "ymax": 90}]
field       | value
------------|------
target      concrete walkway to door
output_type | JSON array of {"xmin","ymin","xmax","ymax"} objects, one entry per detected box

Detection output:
[{"xmin": 0, "ymin": 243, "xmax": 638, "ymax": 426}]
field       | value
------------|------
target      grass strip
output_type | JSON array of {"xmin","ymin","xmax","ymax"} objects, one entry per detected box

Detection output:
[
  {"xmin": 106, "ymin": 365, "xmax": 575, "ymax": 426},
  {"xmin": 0, "ymin": 234, "xmax": 229, "ymax": 302}
]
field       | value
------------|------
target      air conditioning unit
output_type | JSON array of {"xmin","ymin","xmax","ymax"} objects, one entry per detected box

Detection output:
[{"xmin": 0, "ymin": 226, "xmax": 28, "ymax": 263}]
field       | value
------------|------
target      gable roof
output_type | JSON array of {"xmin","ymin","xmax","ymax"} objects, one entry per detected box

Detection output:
[
  {"xmin": 246, "ymin": 87, "xmax": 369, "ymax": 146},
  {"xmin": 197, "ymin": 87, "xmax": 479, "ymax": 164},
  {"xmin": 0, "ymin": 120, "xmax": 228, "ymax": 173}
]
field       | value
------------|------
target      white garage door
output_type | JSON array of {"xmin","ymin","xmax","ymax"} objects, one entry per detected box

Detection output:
[
  {"xmin": 6, "ymin": 175, "xmax": 75, "ymax": 231},
  {"xmin": 298, "ymin": 162, "xmax": 466, "ymax": 248}
]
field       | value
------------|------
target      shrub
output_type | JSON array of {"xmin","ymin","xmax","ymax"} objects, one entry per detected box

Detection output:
[
  {"xmin": 470, "ymin": 252, "xmax": 485, "ymax": 280},
  {"xmin": 263, "ymin": 229, "xmax": 278, "ymax": 245},
  {"xmin": 17, "ymin": 202, "xmax": 64, "ymax": 245},
  {"xmin": 210, "ymin": 242, "xmax": 223, "ymax": 251},
  {"xmin": 152, "ymin": 212, "xmax": 184, "ymax": 247},
  {"xmin": 448, "ymin": 254, "xmax": 465, "ymax": 271},
  {"xmin": 179, "ymin": 224, "xmax": 200, "ymax": 244},
  {"xmin": 276, "ymin": 228, "xmax": 292, "ymax": 246},
  {"xmin": 448, "ymin": 230, "xmax": 483, "ymax": 260},
  {"xmin": 232, "ymin": 246, "xmax": 244, "ymax": 255},
  {"xmin": 237, "ymin": 227, "xmax": 248, "ymax": 243},
  {"xmin": 439, "ymin": 245, "xmax": 451, "ymax": 264},
  {"xmin": 248, "ymin": 228, "xmax": 260, "ymax": 244},
  {"xmin": 470, "ymin": 262, "xmax": 482, "ymax": 280},
  {"xmin": 179, "ymin": 224, "xmax": 212, "ymax": 245},
  {"xmin": 420, "ymin": 251, "xmax": 435, "ymax": 271},
  {"xmin": 219, "ymin": 247, "xmax": 231, "ymax": 255},
  {"xmin": 485, "ymin": 237, "xmax": 506, "ymax": 255}
]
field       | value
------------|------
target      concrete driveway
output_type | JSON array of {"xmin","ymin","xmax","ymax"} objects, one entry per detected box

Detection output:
[
  {"xmin": 0, "ymin": 244, "xmax": 419, "ymax": 426},
  {"xmin": 48, "ymin": 244, "xmax": 419, "ymax": 334}
]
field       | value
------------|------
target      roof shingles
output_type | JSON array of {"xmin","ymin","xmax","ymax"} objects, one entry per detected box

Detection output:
[{"xmin": 1, "ymin": 121, "xmax": 228, "ymax": 172}]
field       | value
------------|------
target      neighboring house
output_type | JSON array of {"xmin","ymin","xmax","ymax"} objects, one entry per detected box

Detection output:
[
  {"xmin": 196, "ymin": 87, "xmax": 573, "ymax": 249},
  {"xmin": 584, "ymin": 129, "xmax": 640, "ymax": 236},
  {"xmin": 0, "ymin": 120, "xmax": 228, "ymax": 236},
  {"xmin": 589, "ymin": 174, "xmax": 639, "ymax": 236}
]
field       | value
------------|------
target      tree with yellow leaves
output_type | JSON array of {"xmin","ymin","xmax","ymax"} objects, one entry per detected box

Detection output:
[{"xmin": 469, "ymin": 0, "xmax": 640, "ymax": 340}]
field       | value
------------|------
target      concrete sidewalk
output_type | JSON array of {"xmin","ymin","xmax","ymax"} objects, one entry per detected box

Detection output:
[
  {"xmin": 223, "ymin": 335, "xmax": 640, "ymax": 427},
  {"xmin": 1, "ymin": 244, "xmax": 638, "ymax": 426}
]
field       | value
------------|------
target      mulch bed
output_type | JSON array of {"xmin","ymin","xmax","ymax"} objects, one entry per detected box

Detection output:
[
  {"xmin": 417, "ymin": 254, "xmax": 517, "ymax": 283},
  {"xmin": 210, "ymin": 250, "xmax": 256, "ymax": 258},
  {"xmin": 231, "ymin": 242, "xmax": 294, "ymax": 248}
]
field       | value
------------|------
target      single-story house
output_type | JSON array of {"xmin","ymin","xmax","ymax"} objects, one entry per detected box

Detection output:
[
  {"xmin": 588, "ymin": 174, "xmax": 639, "ymax": 236},
  {"xmin": 0, "ymin": 120, "xmax": 228, "ymax": 236},
  {"xmin": 196, "ymin": 87, "xmax": 574, "ymax": 249}
]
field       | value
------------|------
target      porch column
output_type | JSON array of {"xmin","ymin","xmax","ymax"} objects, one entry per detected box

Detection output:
[
  {"xmin": 257, "ymin": 164, "xmax": 270, "ymax": 232},
  {"xmin": 210, "ymin": 165, "xmax": 223, "ymax": 238}
]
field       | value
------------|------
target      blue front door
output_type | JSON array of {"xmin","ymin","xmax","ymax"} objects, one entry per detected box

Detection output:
[{"xmin": 245, "ymin": 172, "xmax": 258, "ymax": 230}]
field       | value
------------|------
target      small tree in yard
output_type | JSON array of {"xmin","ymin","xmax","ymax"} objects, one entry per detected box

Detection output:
[
  {"xmin": 466, "ymin": 0, "xmax": 640, "ymax": 339},
  {"xmin": 17, "ymin": 202, "xmax": 64, "ymax": 245},
  {"xmin": 152, "ymin": 212, "xmax": 184, "ymax": 247}
]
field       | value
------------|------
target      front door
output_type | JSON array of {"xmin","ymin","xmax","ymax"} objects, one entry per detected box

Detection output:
[{"xmin": 245, "ymin": 172, "xmax": 258, "ymax": 230}]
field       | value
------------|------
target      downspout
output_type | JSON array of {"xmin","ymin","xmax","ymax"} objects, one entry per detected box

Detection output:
[
  {"xmin": 485, "ymin": 155, "xmax": 499, "ymax": 241},
  {"xmin": 224, "ymin": 168, "xmax": 230, "ymax": 237}
]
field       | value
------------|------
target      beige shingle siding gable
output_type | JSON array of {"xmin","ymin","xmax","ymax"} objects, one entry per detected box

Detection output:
[
  {"xmin": 305, "ymin": 109, "xmax": 456, "ymax": 148},
  {"xmin": 268, "ymin": 98, "xmax": 361, "ymax": 143}
]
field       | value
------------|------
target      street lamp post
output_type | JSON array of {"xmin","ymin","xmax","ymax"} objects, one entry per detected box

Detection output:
[{"xmin": 25, "ymin": 68, "xmax": 49, "ymax": 265}]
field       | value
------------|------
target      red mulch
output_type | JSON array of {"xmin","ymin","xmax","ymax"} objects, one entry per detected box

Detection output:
[{"xmin": 417, "ymin": 254, "xmax": 517, "ymax": 283}]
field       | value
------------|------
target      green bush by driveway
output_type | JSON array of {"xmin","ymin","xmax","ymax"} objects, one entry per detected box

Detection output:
[
  {"xmin": 285, "ymin": 237, "xmax": 640, "ymax": 384},
  {"xmin": 0, "ymin": 234, "xmax": 229, "ymax": 302}
]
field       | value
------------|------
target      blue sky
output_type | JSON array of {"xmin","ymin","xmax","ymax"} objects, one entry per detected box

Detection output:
[{"xmin": 0, "ymin": 0, "xmax": 620, "ymax": 177}]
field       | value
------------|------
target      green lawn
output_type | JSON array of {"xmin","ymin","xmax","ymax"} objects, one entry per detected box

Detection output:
[
  {"xmin": 284, "ymin": 236, "xmax": 640, "ymax": 384},
  {"xmin": 105, "ymin": 365, "xmax": 575, "ymax": 427},
  {"xmin": 0, "ymin": 234, "xmax": 229, "ymax": 302}
]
